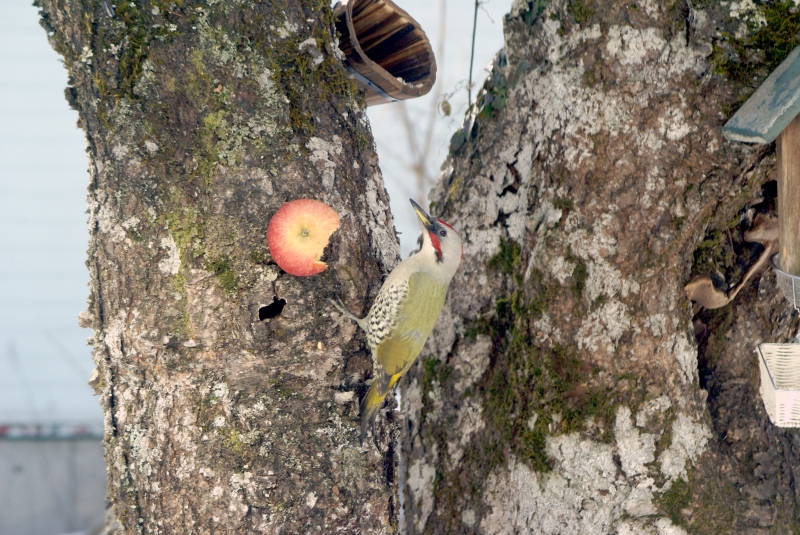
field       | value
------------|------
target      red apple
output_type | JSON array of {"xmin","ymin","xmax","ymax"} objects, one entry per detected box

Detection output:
[{"xmin": 267, "ymin": 199, "xmax": 340, "ymax": 276}]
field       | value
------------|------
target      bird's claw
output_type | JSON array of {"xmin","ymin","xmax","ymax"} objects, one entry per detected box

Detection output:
[{"xmin": 329, "ymin": 297, "xmax": 359, "ymax": 327}]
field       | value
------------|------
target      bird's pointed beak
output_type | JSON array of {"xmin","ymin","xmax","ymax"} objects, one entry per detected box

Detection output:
[{"xmin": 410, "ymin": 199, "xmax": 435, "ymax": 232}]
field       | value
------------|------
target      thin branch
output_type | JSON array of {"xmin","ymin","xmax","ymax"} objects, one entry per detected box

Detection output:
[
  {"xmin": 468, "ymin": 0, "xmax": 479, "ymax": 104},
  {"xmin": 45, "ymin": 331, "xmax": 92, "ymax": 383}
]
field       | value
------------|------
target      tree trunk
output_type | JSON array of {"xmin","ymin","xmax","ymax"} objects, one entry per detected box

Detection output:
[
  {"xmin": 36, "ymin": 0, "xmax": 399, "ymax": 532},
  {"xmin": 402, "ymin": 1, "xmax": 800, "ymax": 533}
]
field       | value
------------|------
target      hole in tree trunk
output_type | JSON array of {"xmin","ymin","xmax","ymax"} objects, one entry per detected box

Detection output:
[{"xmin": 259, "ymin": 297, "xmax": 286, "ymax": 320}]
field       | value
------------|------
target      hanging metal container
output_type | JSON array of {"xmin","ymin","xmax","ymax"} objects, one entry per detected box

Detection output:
[
  {"xmin": 333, "ymin": 0, "xmax": 437, "ymax": 106},
  {"xmin": 771, "ymin": 254, "xmax": 800, "ymax": 311}
]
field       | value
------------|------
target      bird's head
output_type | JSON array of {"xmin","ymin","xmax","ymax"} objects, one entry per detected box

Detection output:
[{"xmin": 410, "ymin": 199, "xmax": 463, "ymax": 276}]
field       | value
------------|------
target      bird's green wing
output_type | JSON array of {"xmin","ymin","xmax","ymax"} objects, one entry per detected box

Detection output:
[{"xmin": 375, "ymin": 272, "xmax": 447, "ymax": 377}]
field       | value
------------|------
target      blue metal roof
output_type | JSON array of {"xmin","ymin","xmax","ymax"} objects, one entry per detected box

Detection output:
[{"xmin": 722, "ymin": 46, "xmax": 800, "ymax": 144}]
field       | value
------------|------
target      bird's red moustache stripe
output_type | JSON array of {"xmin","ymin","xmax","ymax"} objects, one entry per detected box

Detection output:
[{"xmin": 429, "ymin": 231, "xmax": 442, "ymax": 260}]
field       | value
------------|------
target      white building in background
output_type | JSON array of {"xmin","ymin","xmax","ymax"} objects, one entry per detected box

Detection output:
[{"xmin": 0, "ymin": 426, "xmax": 106, "ymax": 535}]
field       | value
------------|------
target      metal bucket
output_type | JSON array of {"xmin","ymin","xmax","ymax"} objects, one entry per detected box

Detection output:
[{"xmin": 771, "ymin": 254, "xmax": 800, "ymax": 310}]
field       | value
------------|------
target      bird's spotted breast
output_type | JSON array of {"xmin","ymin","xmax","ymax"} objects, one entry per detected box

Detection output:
[{"xmin": 366, "ymin": 280, "xmax": 409, "ymax": 351}]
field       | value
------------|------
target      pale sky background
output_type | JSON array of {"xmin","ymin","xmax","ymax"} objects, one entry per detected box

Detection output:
[
  {"xmin": 368, "ymin": 0, "xmax": 507, "ymax": 256},
  {"xmin": 0, "ymin": 0, "xmax": 506, "ymax": 424},
  {"xmin": 0, "ymin": 0, "xmax": 98, "ymax": 424}
]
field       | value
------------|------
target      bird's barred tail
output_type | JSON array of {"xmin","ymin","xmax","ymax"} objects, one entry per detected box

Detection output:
[{"xmin": 360, "ymin": 374, "xmax": 394, "ymax": 443}]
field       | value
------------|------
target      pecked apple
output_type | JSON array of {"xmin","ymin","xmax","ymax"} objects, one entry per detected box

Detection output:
[{"xmin": 267, "ymin": 199, "xmax": 340, "ymax": 276}]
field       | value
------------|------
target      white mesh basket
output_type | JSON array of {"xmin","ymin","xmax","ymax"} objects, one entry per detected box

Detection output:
[{"xmin": 758, "ymin": 343, "xmax": 800, "ymax": 427}]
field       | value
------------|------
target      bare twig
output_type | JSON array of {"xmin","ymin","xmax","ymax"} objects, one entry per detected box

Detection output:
[{"xmin": 468, "ymin": 0, "xmax": 479, "ymax": 104}]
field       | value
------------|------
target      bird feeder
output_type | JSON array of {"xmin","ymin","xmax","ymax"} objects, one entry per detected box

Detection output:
[
  {"xmin": 722, "ymin": 45, "xmax": 800, "ymax": 288},
  {"xmin": 333, "ymin": 0, "xmax": 436, "ymax": 106},
  {"xmin": 722, "ymin": 46, "xmax": 800, "ymax": 426}
]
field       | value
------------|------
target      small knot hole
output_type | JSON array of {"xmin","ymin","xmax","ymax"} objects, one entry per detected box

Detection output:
[{"xmin": 259, "ymin": 297, "xmax": 287, "ymax": 320}]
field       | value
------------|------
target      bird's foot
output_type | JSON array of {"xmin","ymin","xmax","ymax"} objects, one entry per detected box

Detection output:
[{"xmin": 329, "ymin": 297, "xmax": 363, "ymax": 328}]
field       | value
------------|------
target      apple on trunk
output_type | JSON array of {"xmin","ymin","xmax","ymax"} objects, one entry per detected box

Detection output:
[{"xmin": 267, "ymin": 199, "xmax": 340, "ymax": 276}]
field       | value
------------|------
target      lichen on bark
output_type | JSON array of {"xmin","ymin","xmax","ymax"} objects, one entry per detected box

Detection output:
[
  {"xmin": 36, "ymin": 0, "xmax": 400, "ymax": 532},
  {"xmin": 402, "ymin": 0, "xmax": 800, "ymax": 533}
]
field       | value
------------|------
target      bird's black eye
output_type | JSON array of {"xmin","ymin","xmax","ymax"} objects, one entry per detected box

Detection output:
[{"xmin": 439, "ymin": 229, "xmax": 447, "ymax": 237}]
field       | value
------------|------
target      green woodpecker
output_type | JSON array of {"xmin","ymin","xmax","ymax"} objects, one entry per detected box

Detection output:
[{"xmin": 333, "ymin": 199, "xmax": 463, "ymax": 440}]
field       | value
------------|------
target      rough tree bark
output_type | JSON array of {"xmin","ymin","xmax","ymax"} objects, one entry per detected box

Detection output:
[
  {"xmin": 36, "ymin": 0, "xmax": 401, "ymax": 532},
  {"xmin": 402, "ymin": 1, "xmax": 800, "ymax": 533}
]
